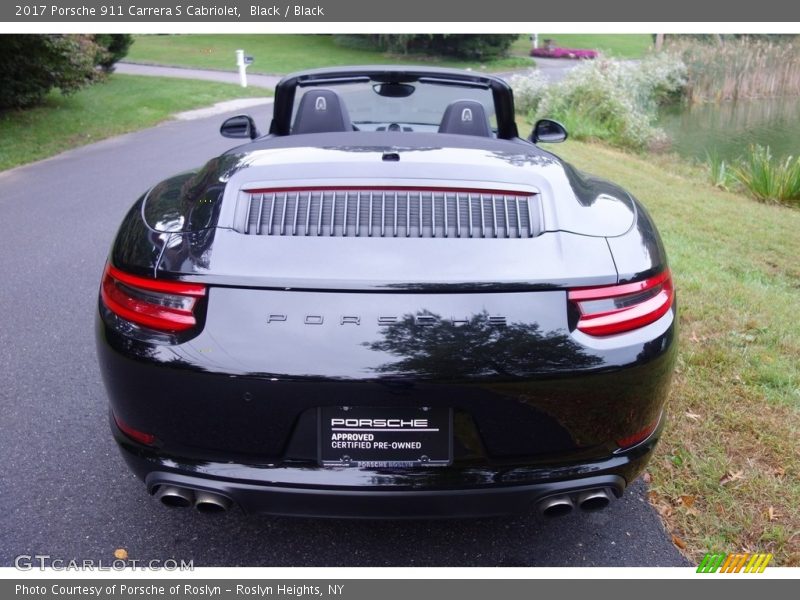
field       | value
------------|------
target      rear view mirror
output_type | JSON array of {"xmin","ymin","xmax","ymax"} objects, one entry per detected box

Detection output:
[
  {"xmin": 220, "ymin": 115, "xmax": 259, "ymax": 140},
  {"xmin": 373, "ymin": 83, "xmax": 415, "ymax": 98},
  {"xmin": 530, "ymin": 119, "xmax": 568, "ymax": 143}
]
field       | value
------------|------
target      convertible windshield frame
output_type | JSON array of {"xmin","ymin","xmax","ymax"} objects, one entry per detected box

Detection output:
[
  {"xmin": 289, "ymin": 79, "xmax": 498, "ymax": 133},
  {"xmin": 269, "ymin": 66, "xmax": 519, "ymax": 139}
]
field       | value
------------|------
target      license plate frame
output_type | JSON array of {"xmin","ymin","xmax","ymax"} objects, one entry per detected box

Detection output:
[{"xmin": 318, "ymin": 406, "xmax": 452, "ymax": 467}]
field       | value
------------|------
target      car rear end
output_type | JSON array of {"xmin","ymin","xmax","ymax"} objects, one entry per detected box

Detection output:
[{"xmin": 97, "ymin": 162, "xmax": 677, "ymax": 518}]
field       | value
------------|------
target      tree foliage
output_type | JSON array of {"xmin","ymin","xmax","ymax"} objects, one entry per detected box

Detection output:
[
  {"xmin": 0, "ymin": 34, "xmax": 134, "ymax": 110},
  {"xmin": 334, "ymin": 34, "xmax": 518, "ymax": 60},
  {"xmin": 94, "ymin": 34, "xmax": 135, "ymax": 72},
  {"xmin": 365, "ymin": 311, "xmax": 601, "ymax": 379}
]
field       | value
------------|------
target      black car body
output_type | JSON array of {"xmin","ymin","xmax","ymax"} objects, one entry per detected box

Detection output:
[{"xmin": 97, "ymin": 66, "xmax": 677, "ymax": 518}]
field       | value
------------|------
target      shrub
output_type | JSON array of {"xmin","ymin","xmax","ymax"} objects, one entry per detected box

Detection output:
[
  {"xmin": 731, "ymin": 145, "xmax": 800, "ymax": 206},
  {"xmin": 334, "ymin": 34, "xmax": 518, "ymax": 60},
  {"xmin": 508, "ymin": 70, "xmax": 548, "ymax": 114},
  {"xmin": 0, "ymin": 35, "xmax": 103, "ymax": 110},
  {"xmin": 94, "ymin": 34, "xmax": 134, "ymax": 72},
  {"xmin": 511, "ymin": 54, "xmax": 686, "ymax": 150},
  {"xmin": 705, "ymin": 149, "xmax": 735, "ymax": 190},
  {"xmin": 418, "ymin": 35, "xmax": 518, "ymax": 59}
]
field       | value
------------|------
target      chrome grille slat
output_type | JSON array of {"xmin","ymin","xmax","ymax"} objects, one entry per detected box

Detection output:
[
  {"xmin": 442, "ymin": 192, "xmax": 447, "ymax": 237},
  {"xmin": 355, "ymin": 192, "xmax": 361, "ymax": 237},
  {"xmin": 455, "ymin": 193, "xmax": 461, "ymax": 238},
  {"xmin": 503, "ymin": 196, "xmax": 510, "ymax": 238},
  {"xmin": 406, "ymin": 192, "xmax": 411, "ymax": 237},
  {"xmin": 244, "ymin": 194, "xmax": 254, "ymax": 234},
  {"xmin": 279, "ymin": 193, "xmax": 287, "ymax": 235},
  {"xmin": 491, "ymin": 195, "xmax": 498, "ymax": 238},
  {"xmin": 418, "ymin": 192, "xmax": 423, "ymax": 238},
  {"xmin": 526, "ymin": 195, "xmax": 534, "ymax": 238},
  {"xmin": 480, "ymin": 194, "xmax": 486, "ymax": 238},
  {"xmin": 431, "ymin": 192, "xmax": 436, "ymax": 238},
  {"xmin": 304, "ymin": 191, "xmax": 311, "ymax": 236},
  {"xmin": 393, "ymin": 192, "xmax": 398, "ymax": 237},
  {"xmin": 343, "ymin": 191, "xmax": 349, "ymax": 237},
  {"xmin": 316, "ymin": 192, "xmax": 323, "ymax": 236},
  {"xmin": 468, "ymin": 193, "xmax": 473, "ymax": 237},
  {"xmin": 265, "ymin": 193, "xmax": 274, "ymax": 235},
  {"xmin": 245, "ymin": 188, "xmax": 538, "ymax": 239},
  {"xmin": 381, "ymin": 192, "xmax": 386, "ymax": 238},
  {"xmin": 368, "ymin": 192, "xmax": 374, "ymax": 237},
  {"xmin": 329, "ymin": 192, "xmax": 336, "ymax": 236},
  {"xmin": 254, "ymin": 194, "xmax": 263, "ymax": 235},
  {"xmin": 292, "ymin": 192, "xmax": 300, "ymax": 236}
]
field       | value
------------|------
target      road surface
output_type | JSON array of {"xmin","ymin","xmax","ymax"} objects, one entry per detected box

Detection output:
[{"xmin": 0, "ymin": 102, "xmax": 687, "ymax": 568}]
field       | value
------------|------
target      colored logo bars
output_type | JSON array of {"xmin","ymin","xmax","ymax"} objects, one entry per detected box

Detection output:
[{"xmin": 697, "ymin": 553, "xmax": 773, "ymax": 573}]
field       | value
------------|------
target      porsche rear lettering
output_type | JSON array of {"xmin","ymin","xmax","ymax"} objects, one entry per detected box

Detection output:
[{"xmin": 267, "ymin": 315, "xmax": 507, "ymax": 326}]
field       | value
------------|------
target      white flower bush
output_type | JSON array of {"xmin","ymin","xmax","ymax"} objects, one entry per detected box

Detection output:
[
  {"xmin": 512, "ymin": 54, "xmax": 687, "ymax": 149},
  {"xmin": 508, "ymin": 70, "xmax": 548, "ymax": 114}
]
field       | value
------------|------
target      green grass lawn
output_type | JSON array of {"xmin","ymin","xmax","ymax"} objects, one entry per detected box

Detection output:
[
  {"xmin": 534, "ymin": 34, "xmax": 654, "ymax": 58},
  {"xmin": 0, "ymin": 74, "xmax": 270, "ymax": 171},
  {"xmin": 554, "ymin": 140, "xmax": 800, "ymax": 566},
  {"xmin": 125, "ymin": 34, "xmax": 534, "ymax": 75}
]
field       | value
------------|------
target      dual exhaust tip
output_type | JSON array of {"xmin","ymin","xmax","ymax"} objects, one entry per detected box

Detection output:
[
  {"xmin": 537, "ymin": 487, "xmax": 614, "ymax": 518},
  {"xmin": 154, "ymin": 484, "xmax": 612, "ymax": 517},
  {"xmin": 154, "ymin": 485, "xmax": 232, "ymax": 513}
]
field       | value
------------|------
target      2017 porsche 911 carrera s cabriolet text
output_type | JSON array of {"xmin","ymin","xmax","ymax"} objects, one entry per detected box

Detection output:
[{"xmin": 96, "ymin": 66, "xmax": 677, "ymax": 518}]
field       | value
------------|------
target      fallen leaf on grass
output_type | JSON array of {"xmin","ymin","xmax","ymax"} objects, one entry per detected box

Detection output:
[
  {"xmin": 767, "ymin": 506, "xmax": 782, "ymax": 521},
  {"xmin": 655, "ymin": 503, "xmax": 673, "ymax": 518},
  {"xmin": 685, "ymin": 411, "xmax": 702, "ymax": 421},
  {"xmin": 676, "ymin": 495, "xmax": 696, "ymax": 508},
  {"xmin": 719, "ymin": 470, "xmax": 745, "ymax": 485},
  {"xmin": 642, "ymin": 472, "xmax": 652, "ymax": 484},
  {"xmin": 672, "ymin": 534, "xmax": 687, "ymax": 550}
]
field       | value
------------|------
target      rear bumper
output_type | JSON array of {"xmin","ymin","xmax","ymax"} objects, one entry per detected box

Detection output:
[
  {"xmin": 99, "ymin": 288, "xmax": 676, "ymax": 518},
  {"xmin": 114, "ymin": 414, "xmax": 662, "ymax": 518}
]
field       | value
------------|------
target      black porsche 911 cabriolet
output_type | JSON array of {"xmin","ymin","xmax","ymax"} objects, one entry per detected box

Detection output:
[{"xmin": 97, "ymin": 66, "xmax": 676, "ymax": 518}]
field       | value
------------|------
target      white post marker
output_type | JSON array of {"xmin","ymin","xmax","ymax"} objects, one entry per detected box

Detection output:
[{"xmin": 236, "ymin": 49, "xmax": 250, "ymax": 88}]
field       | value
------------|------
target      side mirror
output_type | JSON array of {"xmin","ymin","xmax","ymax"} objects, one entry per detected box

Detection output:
[
  {"xmin": 220, "ymin": 115, "xmax": 259, "ymax": 140},
  {"xmin": 530, "ymin": 119, "xmax": 568, "ymax": 144}
]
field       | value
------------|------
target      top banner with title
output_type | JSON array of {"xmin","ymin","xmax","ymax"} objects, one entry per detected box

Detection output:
[{"xmin": 3, "ymin": 0, "xmax": 800, "ymax": 22}]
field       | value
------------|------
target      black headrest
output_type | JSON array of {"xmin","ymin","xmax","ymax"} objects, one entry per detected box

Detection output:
[
  {"xmin": 438, "ymin": 100, "xmax": 492, "ymax": 137},
  {"xmin": 292, "ymin": 89, "xmax": 353, "ymax": 134}
]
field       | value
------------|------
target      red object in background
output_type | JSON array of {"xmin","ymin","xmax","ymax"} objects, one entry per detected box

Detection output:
[{"xmin": 531, "ymin": 47, "xmax": 598, "ymax": 59}]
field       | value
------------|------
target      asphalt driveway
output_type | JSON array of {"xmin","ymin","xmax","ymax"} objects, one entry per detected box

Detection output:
[{"xmin": 0, "ymin": 103, "xmax": 688, "ymax": 567}]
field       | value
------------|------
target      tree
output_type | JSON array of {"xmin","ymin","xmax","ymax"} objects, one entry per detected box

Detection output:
[
  {"xmin": 0, "ymin": 35, "xmax": 101, "ymax": 109},
  {"xmin": 0, "ymin": 34, "xmax": 134, "ymax": 110},
  {"xmin": 335, "ymin": 34, "xmax": 519, "ymax": 60},
  {"xmin": 365, "ymin": 310, "xmax": 601, "ymax": 379},
  {"xmin": 94, "ymin": 34, "xmax": 134, "ymax": 73}
]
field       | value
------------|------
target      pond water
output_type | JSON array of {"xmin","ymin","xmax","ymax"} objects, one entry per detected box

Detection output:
[{"xmin": 658, "ymin": 96, "xmax": 800, "ymax": 163}]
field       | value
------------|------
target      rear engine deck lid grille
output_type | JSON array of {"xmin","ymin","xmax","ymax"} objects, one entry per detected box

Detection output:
[{"xmin": 236, "ymin": 187, "xmax": 542, "ymax": 239}]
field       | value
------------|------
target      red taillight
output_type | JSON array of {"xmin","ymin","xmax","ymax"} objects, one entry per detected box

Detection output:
[
  {"xmin": 616, "ymin": 418, "xmax": 659, "ymax": 449},
  {"xmin": 100, "ymin": 264, "xmax": 206, "ymax": 332},
  {"xmin": 569, "ymin": 270, "xmax": 674, "ymax": 336},
  {"xmin": 113, "ymin": 413, "xmax": 157, "ymax": 446}
]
